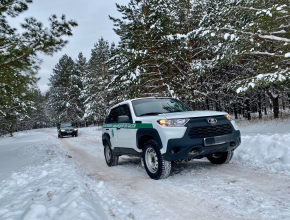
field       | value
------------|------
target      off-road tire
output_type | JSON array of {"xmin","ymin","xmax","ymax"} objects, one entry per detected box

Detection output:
[
  {"xmin": 207, "ymin": 150, "xmax": 233, "ymax": 164},
  {"xmin": 143, "ymin": 140, "xmax": 171, "ymax": 180},
  {"xmin": 59, "ymin": 133, "xmax": 63, "ymax": 138},
  {"xmin": 75, "ymin": 133, "xmax": 78, "ymax": 137},
  {"xmin": 104, "ymin": 143, "xmax": 119, "ymax": 167}
]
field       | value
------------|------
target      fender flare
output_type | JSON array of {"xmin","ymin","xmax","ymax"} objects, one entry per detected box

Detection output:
[
  {"xmin": 102, "ymin": 133, "xmax": 111, "ymax": 147},
  {"xmin": 136, "ymin": 128, "xmax": 163, "ymax": 149}
]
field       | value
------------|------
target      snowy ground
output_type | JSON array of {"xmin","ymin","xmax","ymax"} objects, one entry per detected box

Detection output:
[{"xmin": 0, "ymin": 121, "xmax": 290, "ymax": 219}]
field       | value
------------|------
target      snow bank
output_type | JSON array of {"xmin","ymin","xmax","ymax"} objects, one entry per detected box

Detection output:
[
  {"xmin": 0, "ymin": 133, "xmax": 135, "ymax": 220},
  {"xmin": 234, "ymin": 133, "xmax": 290, "ymax": 173},
  {"xmin": 234, "ymin": 121, "xmax": 290, "ymax": 174}
]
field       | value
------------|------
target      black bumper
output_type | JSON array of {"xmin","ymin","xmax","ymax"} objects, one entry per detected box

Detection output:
[
  {"xmin": 162, "ymin": 116, "xmax": 241, "ymax": 161},
  {"xmin": 60, "ymin": 131, "xmax": 77, "ymax": 136},
  {"xmin": 163, "ymin": 130, "xmax": 240, "ymax": 161}
]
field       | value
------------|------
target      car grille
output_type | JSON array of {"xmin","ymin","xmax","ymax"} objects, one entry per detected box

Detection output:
[{"xmin": 188, "ymin": 124, "xmax": 232, "ymax": 139}]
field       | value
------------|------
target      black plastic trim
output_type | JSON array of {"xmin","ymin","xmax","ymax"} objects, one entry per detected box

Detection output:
[
  {"xmin": 112, "ymin": 147, "xmax": 141, "ymax": 157},
  {"xmin": 136, "ymin": 128, "xmax": 163, "ymax": 149},
  {"xmin": 163, "ymin": 130, "xmax": 241, "ymax": 161},
  {"xmin": 102, "ymin": 133, "xmax": 111, "ymax": 147},
  {"xmin": 162, "ymin": 115, "xmax": 241, "ymax": 161}
]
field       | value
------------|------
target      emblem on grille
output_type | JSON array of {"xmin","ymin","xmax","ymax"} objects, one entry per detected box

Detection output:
[{"xmin": 208, "ymin": 118, "xmax": 217, "ymax": 124}]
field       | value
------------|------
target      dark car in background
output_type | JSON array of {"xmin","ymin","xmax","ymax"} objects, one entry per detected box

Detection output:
[{"xmin": 57, "ymin": 122, "xmax": 78, "ymax": 138}]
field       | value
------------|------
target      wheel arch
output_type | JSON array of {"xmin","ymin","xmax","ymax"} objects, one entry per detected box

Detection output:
[
  {"xmin": 136, "ymin": 128, "xmax": 163, "ymax": 150},
  {"xmin": 102, "ymin": 133, "xmax": 111, "ymax": 148}
]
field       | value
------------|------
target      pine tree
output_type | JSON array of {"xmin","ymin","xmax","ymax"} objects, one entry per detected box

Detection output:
[
  {"xmin": 110, "ymin": 0, "xmax": 178, "ymax": 97},
  {"xmin": 0, "ymin": 0, "xmax": 78, "ymax": 135},
  {"xmin": 226, "ymin": 1, "xmax": 290, "ymax": 118}
]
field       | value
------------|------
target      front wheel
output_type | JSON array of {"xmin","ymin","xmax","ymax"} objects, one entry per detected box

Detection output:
[
  {"xmin": 143, "ymin": 140, "xmax": 171, "ymax": 180},
  {"xmin": 207, "ymin": 150, "xmax": 233, "ymax": 164},
  {"xmin": 104, "ymin": 143, "xmax": 119, "ymax": 167}
]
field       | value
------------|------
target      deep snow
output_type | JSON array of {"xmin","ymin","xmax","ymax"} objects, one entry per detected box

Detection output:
[
  {"xmin": 0, "ymin": 132, "xmax": 135, "ymax": 220},
  {"xmin": 235, "ymin": 119, "xmax": 290, "ymax": 174},
  {"xmin": 0, "ymin": 120, "xmax": 290, "ymax": 219}
]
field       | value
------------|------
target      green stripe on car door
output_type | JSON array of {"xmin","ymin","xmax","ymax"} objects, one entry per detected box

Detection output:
[{"xmin": 103, "ymin": 123, "xmax": 153, "ymax": 129}]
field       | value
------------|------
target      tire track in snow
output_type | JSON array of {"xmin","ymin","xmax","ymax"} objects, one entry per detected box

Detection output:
[
  {"xmin": 39, "ymin": 129, "xmax": 290, "ymax": 220},
  {"xmin": 40, "ymin": 130, "xmax": 229, "ymax": 220}
]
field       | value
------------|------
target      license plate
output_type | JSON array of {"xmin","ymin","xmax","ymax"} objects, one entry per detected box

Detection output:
[
  {"xmin": 67, "ymin": 131, "xmax": 72, "ymax": 133},
  {"xmin": 204, "ymin": 135, "xmax": 227, "ymax": 147}
]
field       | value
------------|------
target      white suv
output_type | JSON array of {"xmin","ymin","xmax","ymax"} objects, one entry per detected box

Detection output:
[{"xmin": 102, "ymin": 97, "xmax": 241, "ymax": 180}]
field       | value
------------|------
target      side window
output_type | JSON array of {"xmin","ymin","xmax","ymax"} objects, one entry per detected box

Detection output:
[
  {"xmin": 109, "ymin": 107, "xmax": 118, "ymax": 124},
  {"xmin": 118, "ymin": 105, "xmax": 132, "ymax": 123}
]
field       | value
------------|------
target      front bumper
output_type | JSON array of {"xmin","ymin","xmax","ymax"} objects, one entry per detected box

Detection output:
[
  {"xmin": 162, "ymin": 116, "xmax": 241, "ymax": 161},
  {"xmin": 60, "ymin": 131, "xmax": 78, "ymax": 136},
  {"xmin": 163, "ymin": 131, "xmax": 240, "ymax": 161}
]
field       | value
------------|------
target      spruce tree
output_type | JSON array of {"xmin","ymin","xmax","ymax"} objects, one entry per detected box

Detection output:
[
  {"xmin": 48, "ymin": 55, "xmax": 84, "ymax": 123},
  {"xmin": 83, "ymin": 38, "xmax": 112, "ymax": 122}
]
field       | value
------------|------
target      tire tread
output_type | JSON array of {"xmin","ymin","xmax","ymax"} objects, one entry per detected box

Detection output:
[
  {"xmin": 143, "ymin": 140, "xmax": 171, "ymax": 180},
  {"xmin": 207, "ymin": 150, "xmax": 233, "ymax": 164}
]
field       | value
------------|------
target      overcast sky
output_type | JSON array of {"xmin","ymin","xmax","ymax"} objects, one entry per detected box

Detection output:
[{"xmin": 9, "ymin": 0, "xmax": 129, "ymax": 93}]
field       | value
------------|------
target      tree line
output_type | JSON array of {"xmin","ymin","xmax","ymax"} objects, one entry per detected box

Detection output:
[
  {"xmin": 1, "ymin": 0, "xmax": 290, "ymax": 136},
  {"xmin": 48, "ymin": 0, "xmax": 290, "ymax": 125},
  {"xmin": 0, "ymin": 0, "xmax": 77, "ymax": 136}
]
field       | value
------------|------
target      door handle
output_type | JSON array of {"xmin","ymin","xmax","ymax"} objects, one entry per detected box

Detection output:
[{"xmin": 117, "ymin": 127, "xmax": 121, "ymax": 130}]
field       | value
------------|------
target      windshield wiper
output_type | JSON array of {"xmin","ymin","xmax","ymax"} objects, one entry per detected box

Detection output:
[{"xmin": 139, "ymin": 112, "xmax": 163, "ymax": 116}]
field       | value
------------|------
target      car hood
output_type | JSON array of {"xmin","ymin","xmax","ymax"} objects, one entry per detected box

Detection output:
[
  {"xmin": 138, "ymin": 111, "xmax": 227, "ymax": 120},
  {"xmin": 161, "ymin": 111, "xmax": 227, "ymax": 119}
]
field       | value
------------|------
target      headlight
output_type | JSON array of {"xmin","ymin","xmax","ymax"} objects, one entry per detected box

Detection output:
[
  {"xmin": 158, "ymin": 118, "xmax": 189, "ymax": 127},
  {"xmin": 225, "ymin": 114, "xmax": 232, "ymax": 121},
  {"xmin": 74, "ymin": 128, "xmax": 78, "ymax": 131},
  {"xmin": 60, "ymin": 129, "xmax": 65, "ymax": 132}
]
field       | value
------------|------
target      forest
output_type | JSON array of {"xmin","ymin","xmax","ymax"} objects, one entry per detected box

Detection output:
[{"xmin": 1, "ymin": 0, "xmax": 290, "ymax": 136}]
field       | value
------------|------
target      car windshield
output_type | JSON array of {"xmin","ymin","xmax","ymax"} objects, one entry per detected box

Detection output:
[
  {"xmin": 60, "ymin": 123, "xmax": 73, "ymax": 128},
  {"xmin": 132, "ymin": 98, "xmax": 192, "ymax": 117}
]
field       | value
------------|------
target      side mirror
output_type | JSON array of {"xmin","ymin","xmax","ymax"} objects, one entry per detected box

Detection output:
[
  {"xmin": 118, "ymin": 115, "xmax": 131, "ymax": 123},
  {"xmin": 57, "ymin": 126, "xmax": 60, "ymax": 129}
]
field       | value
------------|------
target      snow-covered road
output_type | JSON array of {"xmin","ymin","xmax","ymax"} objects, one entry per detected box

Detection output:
[{"xmin": 1, "ymin": 123, "xmax": 290, "ymax": 220}]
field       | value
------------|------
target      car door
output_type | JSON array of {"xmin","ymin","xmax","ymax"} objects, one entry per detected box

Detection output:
[
  {"xmin": 106, "ymin": 107, "xmax": 118, "ymax": 149},
  {"xmin": 116, "ymin": 104, "xmax": 136, "ymax": 149}
]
